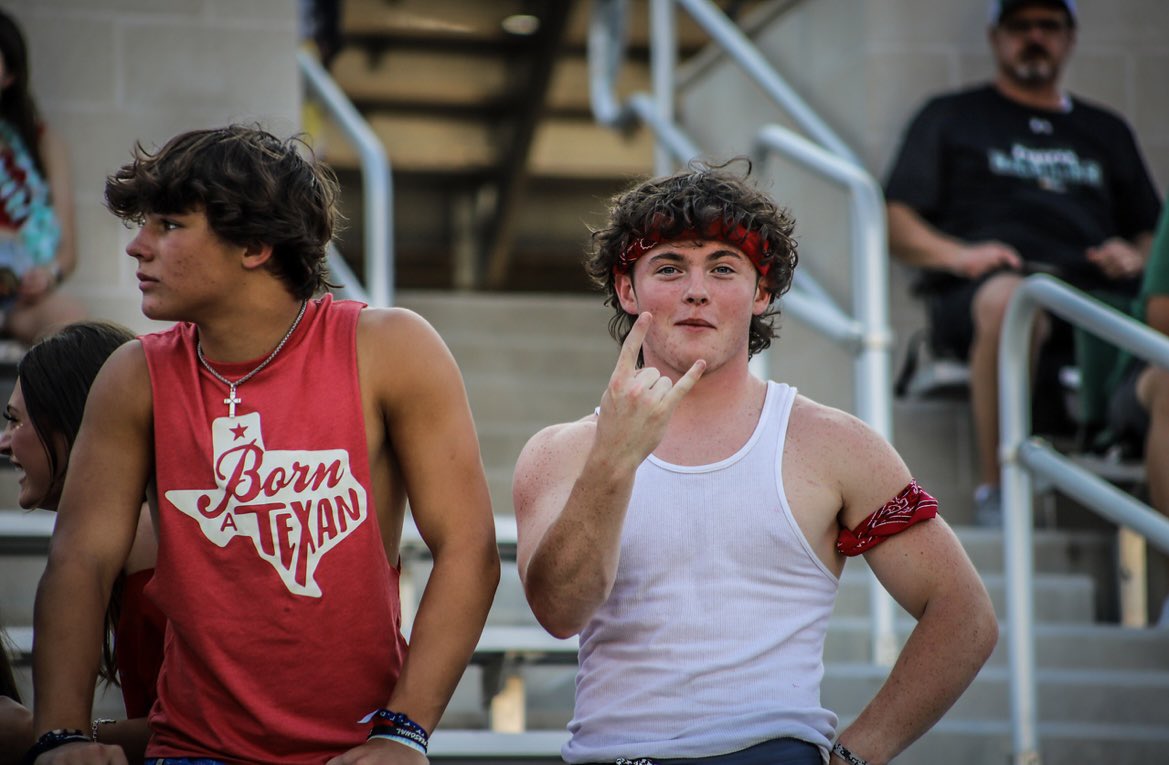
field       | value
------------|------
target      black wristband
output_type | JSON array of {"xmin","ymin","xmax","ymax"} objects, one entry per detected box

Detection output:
[{"xmin": 23, "ymin": 729, "xmax": 89, "ymax": 764}]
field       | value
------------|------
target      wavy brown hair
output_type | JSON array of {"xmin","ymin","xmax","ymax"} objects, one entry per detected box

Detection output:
[
  {"xmin": 104, "ymin": 124, "xmax": 340, "ymax": 300},
  {"xmin": 585, "ymin": 160, "xmax": 798, "ymax": 358}
]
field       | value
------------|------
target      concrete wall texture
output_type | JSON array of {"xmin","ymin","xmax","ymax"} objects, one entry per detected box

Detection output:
[
  {"xmin": 5, "ymin": 0, "xmax": 1165, "ymax": 362},
  {"xmin": 4, "ymin": 0, "xmax": 299, "ymax": 333}
]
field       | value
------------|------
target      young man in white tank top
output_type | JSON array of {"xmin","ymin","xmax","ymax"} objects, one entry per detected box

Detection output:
[{"xmin": 513, "ymin": 164, "xmax": 998, "ymax": 765}]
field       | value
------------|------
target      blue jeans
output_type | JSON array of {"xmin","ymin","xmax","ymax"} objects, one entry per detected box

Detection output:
[
  {"xmin": 589, "ymin": 737, "xmax": 823, "ymax": 765},
  {"xmin": 146, "ymin": 760, "xmax": 227, "ymax": 765}
]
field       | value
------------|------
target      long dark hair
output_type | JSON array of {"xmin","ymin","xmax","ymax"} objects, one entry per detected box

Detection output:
[
  {"xmin": 18, "ymin": 321, "xmax": 136, "ymax": 685},
  {"xmin": 0, "ymin": 9, "xmax": 46, "ymax": 176}
]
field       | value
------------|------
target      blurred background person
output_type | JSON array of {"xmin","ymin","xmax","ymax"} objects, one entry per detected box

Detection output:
[{"xmin": 0, "ymin": 9, "xmax": 84, "ymax": 346}]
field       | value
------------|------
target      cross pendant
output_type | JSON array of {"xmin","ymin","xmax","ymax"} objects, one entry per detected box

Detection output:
[{"xmin": 224, "ymin": 385, "xmax": 242, "ymax": 418}]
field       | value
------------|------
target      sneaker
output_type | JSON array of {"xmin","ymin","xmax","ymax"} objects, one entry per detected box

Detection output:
[{"xmin": 973, "ymin": 485, "xmax": 1002, "ymax": 527}]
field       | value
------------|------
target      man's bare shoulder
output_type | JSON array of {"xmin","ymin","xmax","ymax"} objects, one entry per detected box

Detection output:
[
  {"xmin": 357, "ymin": 305, "xmax": 441, "ymax": 347},
  {"xmin": 514, "ymin": 416, "xmax": 598, "ymax": 494},
  {"xmin": 788, "ymin": 394, "xmax": 913, "ymax": 526},
  {"xmin": 530, "ymin": 414, "xmax": 597, "ymax": 449},
  {"xmin": 355, "ymin": 306, "xmax": 459, "ymax": 383},
  {"xmin": 93, "ymin": 339, "xmax": 151, "ymax": 414},
  {"xmin": 788, "ymin": 394, "xmax": 875, "ymax": 450}
]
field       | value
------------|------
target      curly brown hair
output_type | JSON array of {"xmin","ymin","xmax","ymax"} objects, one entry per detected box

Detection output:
[
  {"xmin": 104, "ymin": 125, "xmax": 340, "ymax": 300},
  {"xmin": 585, "ymin": 160, "xmax": 798, "ymax": 358}
]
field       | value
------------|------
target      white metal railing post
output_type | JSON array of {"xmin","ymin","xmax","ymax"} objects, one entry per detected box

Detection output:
[
  {"xmin": 752, "ymin": 124, "xmax": 897, "ymax": 665},
  {"xmin": 999, "ymin": 286, "xmax": 1041, "ymax": 765},
  {"xmin": 297, "ymin": 50, "xmax": 394, "ymax": 308},
  {"xmin": 650, "ymin": 0, "xmax": 677, "ymax": 175},
  {"xmin": 674, "ymin": 0, "xmax": 860, "ymax": 164},
  {"xmin": 999, "ymin": 275, "xmax": 1169, "ymax": 765}
]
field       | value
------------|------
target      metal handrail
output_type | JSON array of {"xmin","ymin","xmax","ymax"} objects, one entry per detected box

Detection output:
[
  {"xmin": 589, "ymin": 0, "xmax": 898, "ymax": 666},
  {"xmin": 297, "ymin": 49, "xmax": 394, "ymax": 308},
  {"xmin": 1000, "ymin": 275, "xmax": 1169, "ymax": 765},
  {"xmin": 674, "ymin": 0, "xmax": 859, "ymax": 164}
]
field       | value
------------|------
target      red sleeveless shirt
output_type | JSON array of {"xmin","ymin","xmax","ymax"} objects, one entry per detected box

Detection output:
[{"xmin": 140, "ymin": 295, "xmax": 407, "ymax": 763}]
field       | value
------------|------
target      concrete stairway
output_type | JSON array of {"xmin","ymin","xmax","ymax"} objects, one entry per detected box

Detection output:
[
  {"xmin": 3, "ymin": 292, "xmax": 1167, "ymax": 764},
  {"xmin": 398, "ymin": 292, "xmax": 1169, "ymax": 763}
]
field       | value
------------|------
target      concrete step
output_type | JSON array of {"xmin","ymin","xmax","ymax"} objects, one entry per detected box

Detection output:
[
  {"xmin": 402, "ymin": 541, "xmax": 1098, "ymax": 628},
  {"xmin": 319, "ymin": 114, "xmax": 656, "ymax": 178},
  {"xmin": 446, "ymin": 338, "xmax": 615, "ymax": 383},
  {"xmin": 397, "ymin": 291, "xmax": 612, "ymax": 339},
  {"xmin": 465, "ymin": 373, "xmax": 601, "ymax": 423},
  {"xmin": 826, "ymin": 618, "xmax": 1169, "ymax": 670},
  {"xmin": 832, "ymin": 571, "xmax": 1095, "ymax": 624},
  {"xmin": 407, "ymin": 722, "xmax": 1169, "ymax": 765},
  {"xmin": 891, "ymin": 720, "xmax": 1169, "ymax": 765},
  {"xmin": 946, "ymin": 527, "xmax": 1112, "ymax": 576},
  {"xmin": 486, "ymin": 661, "xmax": 1169, "ymax": 733},
  {"xmin": 822, "ymin": 663, "xmax": 1169, "ymax": 726}
]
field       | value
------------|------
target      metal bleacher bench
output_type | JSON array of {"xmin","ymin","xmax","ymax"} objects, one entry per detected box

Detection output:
[
  {"xmin": 1, "ymin": 510, "xmax": 575, "ymax": 757},
  {"xmin": 400, "ymin": 515, "xmax": 579, "ymax": 740}
]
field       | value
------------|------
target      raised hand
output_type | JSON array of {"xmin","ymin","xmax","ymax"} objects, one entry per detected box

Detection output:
[{"xmin": 594, "ymin": 313, "xmax": 705, "ymax": 472}]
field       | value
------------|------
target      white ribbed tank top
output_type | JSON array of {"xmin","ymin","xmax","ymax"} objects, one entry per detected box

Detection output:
[{"xmin": 563, "ymin": 381, "xmax": 838, "ymax": 763}]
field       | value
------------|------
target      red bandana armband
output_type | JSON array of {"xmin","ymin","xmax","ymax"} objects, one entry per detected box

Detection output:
[{"xmin": 836, "ymin": 479, "xmax": 939, "ymax": 557}]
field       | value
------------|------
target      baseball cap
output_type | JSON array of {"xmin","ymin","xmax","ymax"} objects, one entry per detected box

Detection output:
[{"xmin": 989, "ymin": 0, "xmax": 1077, "ymax": 26}]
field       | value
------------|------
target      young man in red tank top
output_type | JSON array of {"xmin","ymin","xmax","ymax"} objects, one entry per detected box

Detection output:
[
  {"xmin": 27, "ymin": 126, "xmax": 500, "ymax": 764},
  {"xmin": 512, "ymin": 165, "xmax": 998, "ymax": 765}
]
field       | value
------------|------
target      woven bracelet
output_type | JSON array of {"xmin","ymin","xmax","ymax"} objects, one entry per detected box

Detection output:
[
  {"xmin": 831, "ymin": 741, "xmax": 871, "ymax": 765},
  {"xmin": 360, "ymin": 708, "xmax": 429, "ymax": 754}
]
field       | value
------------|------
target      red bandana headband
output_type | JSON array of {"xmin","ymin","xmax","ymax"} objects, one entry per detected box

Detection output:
[{"xmin": 615, "ymin": 219, "xmax": 772, "ymax": 276}]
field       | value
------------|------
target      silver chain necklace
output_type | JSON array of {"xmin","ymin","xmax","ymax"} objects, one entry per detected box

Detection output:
[{"xmin": 196, "ymin": 300, "xmax": 308, "ymax": 418}]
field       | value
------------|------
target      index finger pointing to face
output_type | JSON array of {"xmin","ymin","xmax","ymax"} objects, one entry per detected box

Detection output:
[{"xmin": 617, "ymin": 312, "xmax": 652, "ymax": 371}]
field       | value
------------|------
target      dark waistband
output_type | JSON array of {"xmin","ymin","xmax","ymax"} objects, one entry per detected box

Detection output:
[{"xmin": 592, "ymin": 737, "xmax": 822, "ymax": 765}]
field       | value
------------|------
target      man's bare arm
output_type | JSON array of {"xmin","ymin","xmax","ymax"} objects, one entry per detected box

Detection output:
[
  {"xmin": 829, "ymin": 423, "xmax": 997, "ymax": 765},
  {"xmin": 887, "ymin": 201, "xmax": 1021, "ymax": 279},
  {"xmin": 350, "ymin": 309, "xmax": 499, "ymax": 748},
  {"xmin": 32, "ymin": 342, "xmax": 154, "ymax": 763},
  {"xmin": 515, "ymin": 313, "xmax": 704, "ymax": 638}
]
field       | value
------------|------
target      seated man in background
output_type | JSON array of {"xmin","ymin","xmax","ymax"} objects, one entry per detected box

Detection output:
[
  {"xmin": 884, "ymin": 0, "xmax": 1161, "ymax": 524},
  {"xmin": 1106, "ymin": 206, "xmax": 1169, "ymax": 627}
]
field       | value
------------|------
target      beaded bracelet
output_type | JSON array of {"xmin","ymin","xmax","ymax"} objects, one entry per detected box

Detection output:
[
  {"xmin": 831, "ymin": 741, "xmax": 871, "ymax": 765},
  {"xmin": 359, "ymin": 708, "xmax": 429, "ymax": 755},
  {"xmin": 91, "ymin": 718, "xmax": 116, "ymax": 742},
  {"xmin": 23, "ymin": 729, "xmax": 90, "ymax": 764}
]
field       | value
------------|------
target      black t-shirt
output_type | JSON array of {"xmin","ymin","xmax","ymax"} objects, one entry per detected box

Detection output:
[{"xmin": 885, "ymin": 84, "xmax": 1162, "ymax": 293}]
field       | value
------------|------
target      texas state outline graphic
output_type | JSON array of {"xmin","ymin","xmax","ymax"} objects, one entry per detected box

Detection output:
[{"xmin": 165, "ymin": 412, "xmax": 368, "ymax": 597}]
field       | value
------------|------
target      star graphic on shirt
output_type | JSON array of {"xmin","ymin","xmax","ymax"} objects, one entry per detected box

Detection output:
[{"xmin": 230, "ymin": 423, "xmax": 248, "ymax": 440}]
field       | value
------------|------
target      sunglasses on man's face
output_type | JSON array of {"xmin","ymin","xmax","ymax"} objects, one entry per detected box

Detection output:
[{"xmin": 1000, "ymin": 17, "xmax": 1070, "ymax": 35}]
